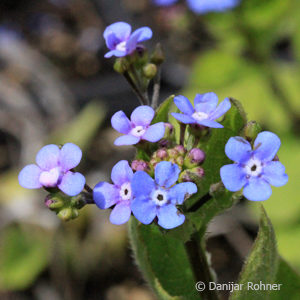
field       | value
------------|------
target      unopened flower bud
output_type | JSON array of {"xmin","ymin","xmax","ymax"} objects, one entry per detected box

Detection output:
[
  {"xmin": 176, "ymin": 156, "xmax": 184, "ymax": 167},
  {"xmin": 143, "ymin": 63, "xmax": 157, "ymax": 79},
  {"xmin": 184, "ymin": 148, "xmax": 205, "ymax": 168},
  {"xmin": 57, "ymin": 207, "xmax": 73, "ymax": 221},
  {"xmin": 113, "ymin": 57, "xmax": 129, "ymax": 74},
  {"xmin": 44, "ymin": 194, "xmax": 64, "ymax": 210},
  {"xmin": 189, "ymin": 148, "xmax": 205, "ymax": 164},
  {"xmin": 179, "ymin": 170, "xmax": 192, "ymax": 182},
  {"xmin": 131, "ymin": 160, "xmax": 150, "ymax": 172},
  {"xmin": 151, "ymin": 43, "xmax": 165, "ymax": 65},
  {"xmin": 174, "ymin": 145, "xmax": 186, "ymax": 155},
  {"xmin": 243, "ymin": 121, "xmax": 262, "ymax": 142},
  {"xmin": 168, "ymin": 148, "xmax": 179, "ymax": 158},
  {"xmin": 191, "ymin": 167, "xmax": 205, "ymax": 178},
  {"xmin": 156, "ymin": 148, "xmax": 169, "ymax": 160}
]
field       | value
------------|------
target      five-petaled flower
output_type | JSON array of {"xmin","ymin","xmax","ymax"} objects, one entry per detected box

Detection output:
[
  {"xmin": 111, "ymin": 105, "xmax": 165, "ymax": 146},
  {"xmin": 131, "ymin": 161, "xmax": 197, "ymax": 229},
  {"xmin": 93, "ymin": 160, "xmax": 133, "ymax": 225},
  {"xmin": 171, "ymin": 92, "xmax": 231, "ymax": 128},
  {"xmin": 153, "ymin": 0, "xmax": 239, "ymax": 14},
  {"xmin": 220, "ymin": 131, "xmax": 288, "ymax": 201},
  {"xmin": 103, "ymin": 22, "xmax": 152, "ymax": 58},
  {"xmin": 18, "ymin": 143, "xmax": 85, "ymax": 196}
]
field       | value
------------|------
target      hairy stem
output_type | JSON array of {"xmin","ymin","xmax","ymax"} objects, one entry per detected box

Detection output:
[
  {"xmin": 123, "ymin": 71, "xmax": 148, "ymax": 105},
  {"xmin": 152, "ymin": 67, "xmax": 161, "ymax": 109},
  {"xmin": 185, "ymin": 234, "xmax": 219, "ymax": 300}
]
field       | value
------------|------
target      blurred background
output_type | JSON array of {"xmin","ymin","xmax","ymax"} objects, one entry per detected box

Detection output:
[{"xmin": 0, "ymin": 0, "xmax": 299, "ymax": 299}]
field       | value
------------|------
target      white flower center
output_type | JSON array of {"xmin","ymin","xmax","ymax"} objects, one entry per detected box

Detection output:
[
  {"xmin": 119, "ymin": 182, "xmax": 132, "ymax": 201},
  {"xmin": 130, "ymin": 125, "xmax": 146, "ymax": 137},
  {"xmin": 151, "ymin": 189, "xmax": 168, "ymax": 206},
  {"xmin": 39, "ymin": 167, "xmax": 61, "ymax": 187},
  {"xmin": 192, "ymin": 111, "xmax": 209, "ymax": 122},
  {"xmin": 244, "ymin": 157, "xmax": 263, "ymax": 177},
  {"xmin": 116, "ymin": 41, "xmax": 127, "ymax": 52}
]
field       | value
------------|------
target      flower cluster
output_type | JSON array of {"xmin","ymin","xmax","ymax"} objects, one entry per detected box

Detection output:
[
  {"xmin": 18, "ymin": 21, "xmax": 289, "ymax": 230},
  {"xmin": 153, "ymin": 0, "xmax": 240, "ymax": 14}
]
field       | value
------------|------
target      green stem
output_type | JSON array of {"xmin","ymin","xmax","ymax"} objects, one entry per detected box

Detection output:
[
  {"xmin": 152, "ymin": 67, "xmax": 161, "ymax": 109},
  {"xmin": 123, "ymin": 71, "xmax": 148, "ymax": 105},
  {"xmin": 184, "ymin": 234, "xmax": 219, "ymax": 300}
]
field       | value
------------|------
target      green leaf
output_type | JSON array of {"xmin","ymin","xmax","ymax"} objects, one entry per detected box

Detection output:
[
  {"xmin": 230, "ymin": 205, "xmax": 278, "ymax": 300},
  {"xmin": 152, "ymin": 95, "xmax": 175, "ymax": 124},
  {"xmin": 0, "ymin": 224, "xmax": 51, "ymax": 291},
  {"xmin": 269, "ymin": 258, "xmax": 300, "ymax": 300},
  {"xmin": 129, "ymin": 218, "xmax": 201, "ymax": 300}
]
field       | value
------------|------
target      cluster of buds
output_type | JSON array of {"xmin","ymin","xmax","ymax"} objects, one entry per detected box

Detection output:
[
  {"xmin": 45, "ymin": 192, "xmax": 91, "ymax": 221},
  {"xmin": 131, "ymin": 145, "xmax": 205, "ymax": 184}
]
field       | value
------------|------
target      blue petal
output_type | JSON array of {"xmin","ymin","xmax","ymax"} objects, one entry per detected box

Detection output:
[
  {"xmin": 132, "ymin": 171, "xmax": 155, "ymax": 198},
  {"xmin": 18, "ymin": 164, "xmax": 42, "ymax": 189},
  {"xmin": 93, "ymin": 182, "xmax": 119, "ymax": 209},
  {"xmin": 157, "ymin": 204, "xmax": 185, "ymax": 229},
  {"xmin": 263, "ymin": 161, "xmax": 288, "ymax": 187},
  {"xmin": 243, "ymin": 177, "xmax": 272, "ymax": 201},
  {"xmin": 36, "ymin": 144, "xmax": 60, "ymax": 170},
  {"xmin": 225, "ymin": 136, "xmax": 252, "ymax": 163},
  {"xmin": 168, "ymin": 182, "xmax": 197, "ymax": 205},
  {"xmin": 155, "ymin": 161, "xmax": 180, "ymax": 188},
  {"xmin": 171, "ymin": 113, "xmax": 195, "ymax": 124},
  {"xmin": 109, "ymin": 201, "xmax": 131, "ymax": 225},
  {"xmin": 187, "ymin": 0, "xmax": 239, "ymax": 14},
  {"xmin": 220, "ymin": 164, "xmax": 247, "ymax": 192},
  {"xmin": 126, "ymin": 27, "xmax": 152, "ymax": 54},
  {"xmin": 254, "ymin": 131, "xmax": 281, "ymax": 162},
  {"xmin": 59, "ymin": 143, "xmax": 82, "ymax": 172},
  {"xmin": 103, "ymin": 22, "xmax": 131, "ymax": 42},
  {"xmin": 58, "ymin": 171, "xmax": 85, "ymax": 196},
  {"xmin": 143, "ymin": 122, "xmax": 165, "ymax": 142},
  {"xmin": 104, "ymin": 49, "xmax": 127, "ymax": 58},
  {"xmin": 130, "ymin": 105, "xmax": 155, "ymax": 126},
  {"xmin": 209, "ymin": 97, "xmax": 231, "ymax": 120},
  {"xmin": 194, "ymin": 92, "xmax": 218, "ymax": 114},
  {"xmin": 197, "ymin": 119, "xmax": 223, "ymax": 128},
  {"xmin": 114, "ymin": 135, "xmax": 140, "ymax": 146},
  {"xmin": 153, "ymin": 0, "xmax": 178, "ymax": 6},
  {"xmin": 105, "ymin": 32, "xmax": 120, "ymax": 50},
  {"xmin": 174, "ymin": 95, "xmax": 194, "ymax": 115},
  {"xmin": 131, "ymin": 197, "xmax": 156, "ymax": 224},
  {"xmin": 111, "ymin": 160, "xmax": 133, "ymax": 186},
  {"xmin": 111, "ymin": 110, "xmax": 131, "ymax": 134}
]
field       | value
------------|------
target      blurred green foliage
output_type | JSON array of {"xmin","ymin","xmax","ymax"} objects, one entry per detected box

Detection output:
[{"xmin": 184, "ymin": 0, "xmax": 300, "ymax": 271}]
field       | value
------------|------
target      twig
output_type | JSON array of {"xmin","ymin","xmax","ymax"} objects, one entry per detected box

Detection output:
[
  {"xmin": 123, "ymin": 71, "xmax": 148, "ymax": 105},
  {"xmin": 152, "ymin": 67, "xmax": 161, "ymax": 109}
]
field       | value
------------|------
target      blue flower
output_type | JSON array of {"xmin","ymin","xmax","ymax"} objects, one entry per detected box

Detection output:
[
  {"xmin": 171, "ymin": 93, "xmax": 231, "ymax": 128},
  {"xmin": 18, "ymin": 143, "xmax": 85, "ymax": 196},
  {"xmin": 103, "ymin": 22, "xmax": 152, "ymax": 58},
  {"xmin": 220, "ymin": 131, "xmax": 288, "ymax": 201},
  {"xmin": 153, "ymin": 0, "xmax": 239, "ymax": 14},
  {"xmin": 131, "ymin": 161, "xmax": 197, "ymax": 229},
  {"xmin": 93, "ymin": 160, "xmax": 133, "ymax": 225},
  {"xmin": 111, "ymin": 105, "xmax": 165, "ymax": 146}
]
